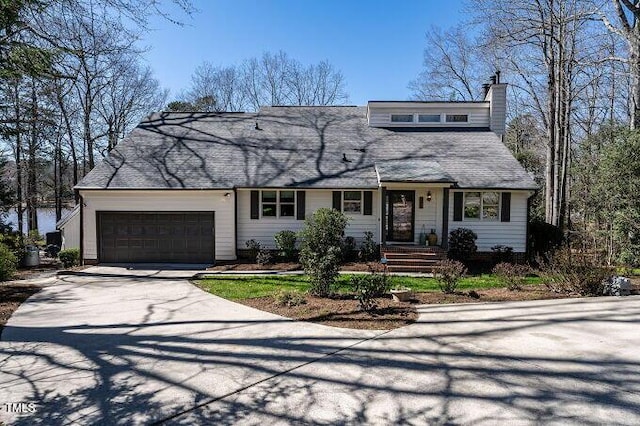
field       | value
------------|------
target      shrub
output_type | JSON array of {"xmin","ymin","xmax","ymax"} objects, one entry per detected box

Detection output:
[
  {"xmin": 0, "ymin": 231, "xmax": 25, "ymax": 261},
  {"xmin": 299, "ymin": 208, "xmax": 348, "ymax": 297},
  {"xmin": 0, "ymin": 242, "xmax": 17, "ymax": 281},
  {"xmin": 275, "ymin": 291, "xmax": 306, "ymax": 307},
  {"xmin": 493, "ymin": 262, "xmax": 529, "ymax": 291},
  {"xmin": 245, "ymin": 239, "xmax": 261, "ymax": 261},
  {"xmin": 274, "ymin": 230, "xmax": 297, "ymax": 261},
  {"xmin": 256, "ymin": 249, "xmax": 274, "ymax": 266},
  {"xmin": 58, "ymin": 248, "xmax": 80, "ymax": 268},
  {"xmin": 341, "ymin": 236, "xmax": 357, "ymax": 262},
  {"xmin": 448, "ymin": 228, "xmax": 478, "ymax": 262},
  {"xmin": 537, "ymin": 248, "xmax": 611, "ymax": 296},
  {"xmin": 434, "ymin": 259, "xmax": 467, "ymax": 294},
  {"xmin": 349, "ymin": 272, "xmax": 390, "ymax": 312},
  {"xmin": 491, "ymin": 245, "xmax": 514, "ymax": 264},
  {"xmin": 529, "ymin": 219, "xmax": 564, "ymax": 260},
  {"xmin": 358, "ymin": 231, "xmax": 379, "ymax": 261}
]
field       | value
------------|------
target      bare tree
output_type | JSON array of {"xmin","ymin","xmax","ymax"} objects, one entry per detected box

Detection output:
[
  {"xmin": 409, "ymin": 25, "xmax": 489, "ymax": 101},
  {"xmin": 600, "ymin": 0, "xmax": 640, "ymax": 128},
  {"xmin": 180, "ymin": 51, "xmax": 348, "ymax": 112}
]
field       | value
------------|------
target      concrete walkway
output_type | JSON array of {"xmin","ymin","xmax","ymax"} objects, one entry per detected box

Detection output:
[{"xmin": 1, "ymin": 267, "xmax": 640, "ymax": 425}]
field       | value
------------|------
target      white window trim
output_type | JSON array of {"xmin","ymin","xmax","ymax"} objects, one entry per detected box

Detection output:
[
  {"xmin": 462, "ymin": 191, "xmax": 501, "ymax": 222},
  {"xmin": 341, "ymin": 190, "xmax": 363, "ymax": 215},
  {"xmin": 260, "ymin": 190, "xmax": 296, "ymax": 219}
]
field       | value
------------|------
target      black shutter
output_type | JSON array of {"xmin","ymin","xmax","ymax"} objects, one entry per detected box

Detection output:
[
  {"xmin": 453, "ymin": 192, "xmax": 463, "ymax": 221},
  {"xmin": 296, "ymin": 191, "xmax": 306, "ymax": 220},
  {"xmin": 332, "ymin": 191, "xmax": 342, "ymax": 210},
  {"xmin": 501, "ymin": 192, "xmax": 511, "ymax": 222},
  {"xmin": 250, "ymin": 190, "xmax": 259, "ymax": 219},
  {"xmin": 363, "ymin": 191, "xmax": 373, "ymax": 215}
]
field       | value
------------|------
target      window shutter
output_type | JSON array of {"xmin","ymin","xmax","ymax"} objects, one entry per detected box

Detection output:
[
  {"xmin": 453, "ymin": 192, "xmax": 463, "ymax": 221},
  {"xmin": 296, "ymin": 191, "xmax": 306, "ymax": 220},
  {"xmin": 250, "ymin": 190, "xmax": 259, "ymax": 219},
  {"xmin": 501, "ymin": 192, "xmax": 511, "ymax": 222},
  {"xmin": 332, "ymin": 191, "xmax": 342, "ymax": 210},
  {"xmin": 363, "ymin": 191, "xmax": 373, "ymax": 215}
]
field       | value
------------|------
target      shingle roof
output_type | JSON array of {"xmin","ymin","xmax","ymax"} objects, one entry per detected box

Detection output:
[{"xmin": 76, "ymin": 106, "xmax": 537, "ymax": 190}]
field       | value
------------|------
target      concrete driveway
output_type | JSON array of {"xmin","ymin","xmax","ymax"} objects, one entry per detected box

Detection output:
[{"xmin": 1, "ymin": 267, "xmax": 640, "ymax": 425}]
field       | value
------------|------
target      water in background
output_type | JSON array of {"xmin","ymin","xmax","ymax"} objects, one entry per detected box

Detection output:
[{"xmin": 4, "ymin": 208, "xmax": 72, "ymax": 235}]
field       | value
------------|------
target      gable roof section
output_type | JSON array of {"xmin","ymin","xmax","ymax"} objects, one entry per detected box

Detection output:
[{"xmin": 76, "ymin": 106, "xmax": 537, "ymax": 190}]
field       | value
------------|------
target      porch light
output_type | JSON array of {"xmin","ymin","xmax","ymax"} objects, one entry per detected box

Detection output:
[
  {"xmin": 427, "ymin": 191, "xmax": 432, "ymax": 202},
  {"xmin": 224, "ymin": 192, "xmax": 232, "ymax": 198}
]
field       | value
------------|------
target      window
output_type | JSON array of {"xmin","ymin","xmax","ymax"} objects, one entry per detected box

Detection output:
[
  {"xmin": 418, "ymin": 114, "xmax": 440, "ymax": 123},
  {"xmin": 464, "ymin": 192, "xmax": 480, "ymax": 220},
  {"xmin": 261, "ymin": 190, "xmax": 295, "ymax": 218},
  {"xmin": 343, "ymin": 191, "xmax": 362, "ymax": 213},
  {"xmin": 391, "ymin": 114, "xmax": 414, "ymax": 123},
  {"xmin": 446, "ymin": 114, "xmax": 468, "ymax": 123},
  {"xmin": 463, "ymin": 191, "xmax": 500, "ymax": 221},
  {"xmin": 482, "ymin": 192, "xmax": 499, "ymax": 221},
  {"xmin": 279, "ymin": 191, "xmax": 295, "ymax": 217},
  {"xmin": 261, "ymin": 191, "xmax": 277, "ymax": 217}
]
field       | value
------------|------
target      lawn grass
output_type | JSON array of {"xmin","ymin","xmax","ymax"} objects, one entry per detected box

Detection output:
[{"xmin": 197, "ymin": 274, "xmax": 543, "ymax": 300}]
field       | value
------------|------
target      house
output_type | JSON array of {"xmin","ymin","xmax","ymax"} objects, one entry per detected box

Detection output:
[{"xmin": 57, "ymin": 78, "xmax": 537, "ymax": 266}]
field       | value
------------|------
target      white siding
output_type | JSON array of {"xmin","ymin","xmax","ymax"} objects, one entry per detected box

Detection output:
[
  {"xmin": 80, "ymin": 190, "xmax": 236, "ymax": 261},
  {"xmin": 486, "ymin": 84, "xmax": 507, "ymax": 135},
  {"xmin": 416, "ymin": 188, "xmax": 440, "ymax": 243},
  {"xmin": 448, "ymin": 190, "xmax": 529, "ymax": 252},
  {"xmin": 368, "ymin": 105, "xmax": 490, "ymax": 128},
  {"xmin": 237, "ymin": 189, "xmax": 379, "ymax": 248},
  {"xmin": 58, "ymin": 207, "xmax": 80, "ymax": 250}
]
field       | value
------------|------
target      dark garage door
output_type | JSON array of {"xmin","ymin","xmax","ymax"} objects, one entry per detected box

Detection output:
[{"xmin": 98, "ymin": 212, "xmax": 215, "ymax": 263}]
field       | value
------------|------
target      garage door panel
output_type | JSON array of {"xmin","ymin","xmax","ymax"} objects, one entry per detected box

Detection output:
[{"xmin": 98, "ymin": 212, "xmax": 214, "ymax": 263}]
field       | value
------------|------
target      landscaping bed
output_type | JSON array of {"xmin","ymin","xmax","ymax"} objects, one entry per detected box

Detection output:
[
  {"xmin": 207, "ymin": 260, "xmax": 382, "ymax": 272},
  {"xmin": 195, "ymin": 274, "xmax": 558, "ymax": 330},
  {"xmin": 0, "ymin": 284, "xmax": 41, "ymax": 336}
]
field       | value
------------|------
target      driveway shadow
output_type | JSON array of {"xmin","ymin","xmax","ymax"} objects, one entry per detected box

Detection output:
[{"xmin": 1, "ymin": 276, "xmax": 639, "ymax": 425}]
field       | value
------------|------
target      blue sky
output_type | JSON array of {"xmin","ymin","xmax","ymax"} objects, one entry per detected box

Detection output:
[{"xmin": 142, "ymin": 0, "xmax": 467, "ymax": 105}]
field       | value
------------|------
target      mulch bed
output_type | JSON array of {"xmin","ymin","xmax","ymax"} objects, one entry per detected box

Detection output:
[
  {"xmin": 207, "ymin": 260, "xmax": 382, "ymax": 272},
  {"xmin": 0, "ymin": 284, "xmax": 41, "ymax": 337},
  {"xmin": 243, "ymin": 294, "xmax": 417, "ymax": 330},
  {"xmin": 239, "ymin": 285, "xmax": 575, "ymax": 330}
]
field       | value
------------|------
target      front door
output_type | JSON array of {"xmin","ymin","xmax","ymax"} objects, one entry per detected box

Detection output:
[{"xmin": 386, "ymin": 190, "xmax": 415, "ymax": 242}]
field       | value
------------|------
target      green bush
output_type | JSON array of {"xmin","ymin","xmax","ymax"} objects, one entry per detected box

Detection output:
[
  {"xmin": 0, "ymin": 231, "xmax": 25, "ymax": 261},
  {"xmin": 256, "ymin": 249, "xmax": 274, "ymax": 266},
  {"xmin": 493, "ymin": 262, "xmax": 529, "ymax": 291},
  {"xmin": 537, "ymin": 248, "xmax": 611, "ymax": 296},
  {"xmin": 274, "ymin": 230, "xmax": 297, "ymax": 261},
  {"xmin": 275, "ymin": 290, "xmax": 306, "ymax": 307},
  {"xmin": 58, "ymin": 248, "xmax": 80, "ymax": 268},
  {"xmin": 0, "ymin": 242, "xmax": 17, "ymax": 281},
  {"xmin": 358, "ymin": 231, "xmax": 379, "ymax": 261},
  {"xmin": 245, "ymin": 239, "xmax": 261, "ymax": 262},
  {"xmin": 491, "ymin": 245, "xmax": 514, "ymax": 264},
  {"xmin": 349, "ymin": 272, "xmax": 390, "ymax": 312},
  {"xmin": 299, "ymin": 208, "xmax": 348, "ymax": 297},
  {"xmin": 448, "ymin": 228, "xmax": 478, "ymax": 262},
  {"xmin": 341, "ymin": 236, "xmax": 357, "ymax": 262},
  {"xmin": 434, "ymin": 259, "xmax": 467, "ymax": 294},
  {"xmin": 528, "ymin": 219, "xmax": 564, "ymax": 260}
]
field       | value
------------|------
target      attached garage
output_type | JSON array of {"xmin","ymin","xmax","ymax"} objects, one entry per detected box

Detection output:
[{"xmin": 97, "ymin": 211, "xmax": 215, "ymax": 263}]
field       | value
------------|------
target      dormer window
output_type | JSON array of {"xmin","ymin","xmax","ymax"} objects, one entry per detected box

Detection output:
[
  {"xmin": 418, "ymin": 114, "xmax": 441, "ymax": 123},
  {"xmin": 391, "ymin": 114, "xmax": 414, "ymax": 123},
  {"xmin": 446, "ymin": 114, "xmax": 468, "ymax": 123}
]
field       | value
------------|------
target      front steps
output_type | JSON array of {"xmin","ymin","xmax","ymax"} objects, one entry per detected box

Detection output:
[{"xmin": 382, "ymin": 245, "xmax": 447, "ymax": 273}]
